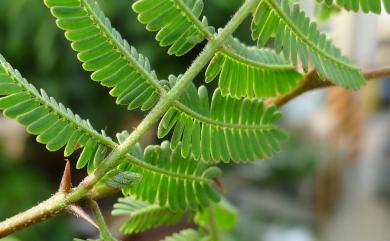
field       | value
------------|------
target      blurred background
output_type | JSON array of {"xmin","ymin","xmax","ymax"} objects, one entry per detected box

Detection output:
[{"xmin": 0, "ymin": 0, "xmax": 390, "ymax": 240}]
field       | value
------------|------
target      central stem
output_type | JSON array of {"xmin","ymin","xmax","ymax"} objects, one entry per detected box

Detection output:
[{"xmin": 88, "ymin": 200, "xmax": 118, "ymax": 241}]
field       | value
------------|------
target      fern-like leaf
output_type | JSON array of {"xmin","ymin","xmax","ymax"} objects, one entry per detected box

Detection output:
[
  {"xmin": 44, "ymin": 0, "xmax": 163, "ymax": 111},
  {"xmin": 0, "ymin": 54, "xmax": 116, "ymax": 171},
  {"xmin": 159, "ymin": 77, "xmax": 287, "ymax": 163},
  {"xmin": 112, "ymin": 196, "xmax": 183, "ymax": 234},
  {"xmin": 132, "ymin": 0, "xmax": 214, "ymax": 56},
  {"xmin": 251, "ymin": 0, "xmax": 366, "ymax": 90},
  {"xmin": 206, "ymin": 37, "xmax": 302, "ymax": 98},
  {"xmin": 120, "ymin": 140, "xmax": 221, "ymax": 211},
  {"xmin": 161, "ymin": 229, "xmax": 208, "ymax": 241},
  {"xmin": 319, "ymin": 0, "xmax": 390, "ymax": 14}
]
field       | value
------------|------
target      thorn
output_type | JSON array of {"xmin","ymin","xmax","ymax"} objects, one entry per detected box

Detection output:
[
  {"xmin": 59, "ymin": 159, "xmax": 73, "ymax": 194},
  {"xmin": 68, "ymin": 205, "xmax": 99, "ymax": 230}
]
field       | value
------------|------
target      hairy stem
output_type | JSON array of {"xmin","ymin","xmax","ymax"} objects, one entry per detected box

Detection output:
[
  {"xmin": 0, "ymin": 0, "xmax": 259, "ymax": 237},
  {"xmin": 0, "ymin": 183, "xmax": 116, "ymax": 238},
  {"xmin": 0, "ymin": 193, "xmax": 66, "ymax": 237},
  {"xmin": 273, "ymin": 66, "xmax": 390, "ymax": 107},
  {"xmin": 88, "ymin": 200, "xmax": 118, "ymax": 241}
]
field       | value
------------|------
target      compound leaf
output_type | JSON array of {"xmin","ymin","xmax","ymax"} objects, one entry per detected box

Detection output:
[
  {"xmin": 44, "ymin": 0, "xmax": 163, "ymax": 111},
  {"xmin": 159, "ymin": 77, "xmax": 287, "ymax": 163},
  {"xmin": 206, "ymin": 37, "xmax": 302, "ymax": 98},
  {"xmin": 120, "ymin": 141, "xmax": 221, "ymax": 211},
  {"xmin": 132, "ymin": 0, "xmax": 214, "ymax": 56},
  {"xmin": 112, "ymin": 196, "xmax": 183, "ymax": 234},
  {"xmin": 251, "ymin": 0, "xmax": 366, "ymax": 90},
  {"xmin": 0, "ymin": 54, "xmax": 115, "ymax": 171}
]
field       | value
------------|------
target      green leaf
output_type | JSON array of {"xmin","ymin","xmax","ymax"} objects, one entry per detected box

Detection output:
[
  {"xmin": 132, "ymin": 0, "xmax": 214, "ymax": 56},
  {"xmin": 195, "ymin": 199, "xmax": 238, "ymax": 231},
  {"xmin": 160, "ymin": 229, "xmax": 208, "ymax": 241},
  {"xmin": 44, "ymin": 0, "xmax": 163, "ymax": 111},
  {"xmin": 206, "ymin": 37, "xmax": 302, "ymax": 98},
  {"xmin": 318, "ymin": 0, "xmax": 390, "ymax": 14},
  {"xmin": 112, "ymin": 196, "xmax": 183, "ymax": 234},
  {"xmin": 0, "ymin": 54, "xmax": 116, "ymax": 171},
  {"xmin": 159, "ymin": 78, "xmax": 287, "ymax": 163},
  {"xmin": 251, "ymin": 0, "xmax": 366, "ymax": 90},
  {"xmin": 120, "ymin": 141, "xmax": 221, "ymax": 211}
]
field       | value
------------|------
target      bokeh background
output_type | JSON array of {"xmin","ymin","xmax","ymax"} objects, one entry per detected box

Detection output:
[{"xmin": 0, "ymin": 0, "xmax": 390, "ymax": 240}]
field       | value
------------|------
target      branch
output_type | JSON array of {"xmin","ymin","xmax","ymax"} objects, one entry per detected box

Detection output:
[
  {"xmin": 0, "ymin": 0, "xmax": 260, "ymax": 237},
  {"xmin": 0, "ymin": 161, "xmax": 115, "ymax": 237},
  {"xmin": 0, "ymin": 184, "xmax": 119, "ymax": 237},
  {"xmin": 0, "ymin": 193, "xmax": 67, "ymax": 237},
  {"xmin": 88, "ymin": 200, "xmax": 118, "ymax": 241},
  {"xmin": 273, "ymin": 66, "xmax": 390, "ymax": 107}
]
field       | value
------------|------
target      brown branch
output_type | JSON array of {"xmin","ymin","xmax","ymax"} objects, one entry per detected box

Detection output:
[{"xmin": 273, "ymin": 66, "xmax": 390, "ymax": 107}]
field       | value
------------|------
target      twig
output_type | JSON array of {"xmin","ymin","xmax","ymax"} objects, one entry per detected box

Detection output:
[
  {"xmin": 88, "ymin": 200, "xmax": 119, "ymax": 241},
  {"xmin": 273, "ymin": 66, "xmax": 390, "ymax": 107},
  {"xmin": 0, "ymin": 193, "xmax": 67, "ymax": 237}
]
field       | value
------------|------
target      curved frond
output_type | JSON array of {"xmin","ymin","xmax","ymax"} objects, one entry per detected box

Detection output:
[
  {"xmin": 251, "ymin": 0, "xmax": 366, "ymax": 90},
  {"xmin": 161, "ymin": 229, "xmax": 207, "ymax": 241},
  {"xmin": 44, "ymin": 0, "xmax": 163, "ymax": 111},
  {"xmin": 319, "ymin": 0, "xmax": 390, "ymax": 14},
  {"xmin": 0, "ymin": 54, "xmax": 115, "ymax": 171},
  {"xmin": 206, "ymin": 37, "xmax": 302, "ymax": 98},
  {"xmin": 120, "ymin": 141, "xmax": 221, "ymax": 211},
  {"xmin": 112, "ymin": 196, "xmax": 183, "ymax": 234},
  {"xmin": 132, "ymin": 0, "xmax": 214, "ymax": 56},
  {"xmin": 159, "ymin": 78, "xmax": 287, "ymax": 163}
]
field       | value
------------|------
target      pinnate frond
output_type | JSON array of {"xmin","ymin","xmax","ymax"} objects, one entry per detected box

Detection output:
[
  {"xmin": 112, "ymin": 196, "xmax": 183, "ymax": 234},
  {"xmin": 206, "ymin": 37, "xmax": 302, "ymax": 98},
  {"xmin": 0, "ymin": 54, "xmax": 115, "ymax": 171},
  {"xmin": 44, "ymin": 0, "xmax": 163, "ymax": 111},
  {"xmin": 132, "ymin": 0, "xmax": 214, "ymax": 56},
  {"xmin": 159, "ymin": 78, "xmax": 287, "ymax": 163},
  {"xmin": 319, "ymin": 0, "xmax": 390, "ymax": 14},
  {"xmin": 251, "ymin": 0, "xmax": 366, "ymax": 90},
  {"xmin": 120, "ymin": 141, "xmax": 221, "ymax": 211}
]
